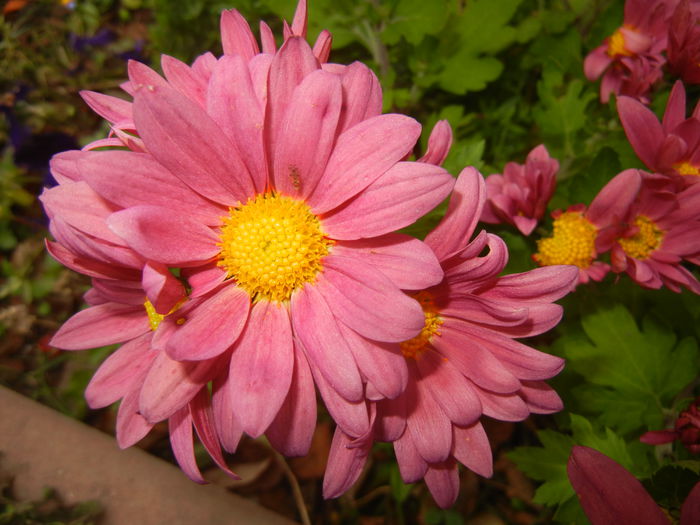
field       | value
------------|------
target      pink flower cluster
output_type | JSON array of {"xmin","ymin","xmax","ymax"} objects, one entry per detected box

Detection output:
[
  {"xmin": 532, "ymin": 81, "xmax": 700, "ymax": 293},
  {"xmin": 584, "ymin": 0, "xmax": 700, "ymax": 103},
  {"xmin": 41, "ymin": 0, "xmax": 578, "ymax": 508}
]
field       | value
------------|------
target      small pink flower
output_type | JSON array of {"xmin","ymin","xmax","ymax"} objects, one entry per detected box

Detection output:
[
  {"xmin": 480, "ymin": 144, "xmax": 558, "ymax": 236},
  {"xmin": 618, "ymin": 80, "xmax": 700, "ymax": 185},
  {"xmin": 668, "ymin": 0, "xmax": 700, "ymax": 85},
  {"xmin": 568, "ymin": 445, "xmax": 700, "ymax": 525},
  {"xmin": 609, "ymin": 171, "xmax": 700, "ymax": 293},
  {"xmin": 323, "ymin": 168, "xmax": 578, "ymax": 508},
  {"xmin": 583, "ymin": 0, "xmax": 669, "ymax": 103},
  {"xmin": 641, "ymin": 397, "xmax": 700, "ymax": 454}
]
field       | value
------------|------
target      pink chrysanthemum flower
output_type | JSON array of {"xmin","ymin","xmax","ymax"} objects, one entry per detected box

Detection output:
[
  {"xmin": 618, "ymin": 80, "xmax": 700, "ymax": 185},
  {"xmin": 641, "ymin": 396, "xmax": 700, "ymax": 454},
  {"xmin": 608, "ymin": 170, "xmax": 700, "ymax": 293},
  {"xmin": 583, "ymin": 0, "xmax": 669, "ymax": 103},
  {"xmin": 480, "ymin": 144, "xmax": 559, "ymax": 236},
  {"xmin": 321, "ymin": 168, "xmax": 579, "ymax": 508},
  {"xmin": 668, "ymin": 0, "xmax": 700, "ymax": 85},
  {"xmin": 42, "ymin": 0, "xmax": 456, "ymax": 477}
]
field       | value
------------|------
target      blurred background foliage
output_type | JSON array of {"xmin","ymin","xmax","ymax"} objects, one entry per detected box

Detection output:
[{"xmin": 1, "ymin": 0, "xmax": 698, "ymax": 524}]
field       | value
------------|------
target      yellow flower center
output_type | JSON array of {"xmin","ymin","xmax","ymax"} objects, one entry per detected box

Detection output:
[
  {"xmin": 618, "ymin": 215, "xmax": 663, "ymax": 260},
  {"xmin": 217, "ymin": 193, "xmax": 332, "ymax": 303},
  {"xmin": 399, "ymin": 291, "xmax": 443, "ymax": 360},
  {"xmin": 607, "ymin": 28, "xmax": 633, "ymax": 57},
  {"xmin": 143, "ymin": 299, "xmax": 186, "ymax": 331},
  {"xmin": 673, "ymin": 161, "xmax": 700, "ymax": 176},
  {"xmin": 533, "ymin": 211, "xmax": 598, "ymax": 269}
]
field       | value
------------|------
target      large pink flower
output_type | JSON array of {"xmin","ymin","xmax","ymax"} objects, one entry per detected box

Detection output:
[
  {"xmin": 583, "ymin": 0, "xmax": 669, "ymax": 103},
  {"xmin": 42, "ymin": 0, "xmax": 456, "ymax": 477},
  {"xmin": 480, "ymin": 144, "xmax": 559, "ymax": 236},
  {"xmin": 618, "ymin": 80, "xmax": 700, "ymax": 185},
  {"xmin": 322, "ymin": 168, "xmax": 578, "ymax": 508}
]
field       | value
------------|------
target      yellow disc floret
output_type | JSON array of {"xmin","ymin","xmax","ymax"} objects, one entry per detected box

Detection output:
[
  {"xmin": 618, "ymin": 215, "xmax": 663, "ymax": 260},
  {"xmin": 607, "ymin": 28, "xmax": 633, "ymax": 57},
  {"xmin": 217, "ymin": 192, "xmax": 332, "ymax": 303},
  {"xmin": 673, "ymin": 161, "xmax": 700, "ymax": 177},
  {"xmin": 400, "ymin": 291, "xmax": 443, "ymax": 360},
  {"xmin": 534, "ymin": 211, "xmax": 598, "ymax": 269},
  {"xmin": 144, "ymin": 298, "xmax": 186, "ymax": 331}
]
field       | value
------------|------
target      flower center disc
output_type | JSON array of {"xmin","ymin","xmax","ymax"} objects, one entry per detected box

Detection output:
[
  {"xmin": 534, "ymin": 211, "xmax": 598, "ymax": 269},
  {"xmin": 673, "ymin": 161, "xmax": 700, "ymax": 177},
  {"xmin": 218, "ymin": 193, "xmax": 332, "ymax": 302},
  {"xmin": 618, "ymin": 215, "xmax": 663, "ymax": 260},
  {"xmin": 607, "ymin": 28, "xmax": 633, "ymax": 57},
  {"xmin": 400, "ymin": 291, "xmax": 443, "ymax": 360}
]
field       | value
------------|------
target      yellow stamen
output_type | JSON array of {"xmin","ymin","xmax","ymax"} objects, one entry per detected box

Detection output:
[
  {"xmin": 534, "ymin": 211, "xmax": 598, "ymax": 269},
  {"xmin": 143, "ymin": 298, "xmax": 186, "ymax": 331},
  {"xmin": 217, "ymin": 192, "xmax": 332, "ymax": 303},
  {"xmin": 673, "ymin": 161, "xmax": 700, "ymax": 176},
  {"xmin": 607, "ymin": 28, "xmax": 634, "ymax": 58},
  {"xmin": 400, "ymin": 291, "xmax": 443, "ymax": 360},
  {"xmin": 618, "ymin": 215, "xmax": 663, "ymax": 259}
]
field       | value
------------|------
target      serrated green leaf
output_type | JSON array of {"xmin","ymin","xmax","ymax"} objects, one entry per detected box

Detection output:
[{"xmin": 382, "ymin": 0, "xmax": 449, "ymax": 45}]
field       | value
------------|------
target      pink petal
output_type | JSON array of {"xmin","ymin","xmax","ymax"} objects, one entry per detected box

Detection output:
[
  {"xmin": 336, "ymin": 62, "xmax": 383, "ymax": 134},
  {"xmin": 332, "ymin": 233, "xmax": 443, "ymax": 290},
  {"xmin": 116, "ymin": 388, "xmax": 154, "ymax": 449},
  {"xmin": 405, "ymin": 371, "xmax": 453, "ymax": 464},
  {"xmin": 85, "ymin": 333, "xmax": 155, "ymax": 408},
  {"xmin": 130, "ymin": 61, "xmax": 255, "ymax": 205},
  {"xmin": 639, "ymin": 430, "xmax": 678, "ymax": 445},
  {"xmin": 80, "ymin": 90, "xmax": 133, "ymax": 124},
  {"xmin": 587, "ymin": 169, "xmax": 642, "ymax": 226},
  {"xmin": 424, "ymin": 462, "xmax": 460, "ymax": 509},
  {"xmin": 444, "ymin": 234, "xmax": 508, "ymax": 286},
  {"xmin": 50, "ymin": 303, "xmax": 149, "ymax": 350},
  {"xmin": 186, "ymin": 264, "xmax": 228, "ymax": 298},
  {"xmin": 259, "ymin": 21, "xmax": 276, "ymax": 54},
  {"xmin": 142, "ymin": 262, "xmax": 185, "ymax": 314},
  {"xmin": 227, "ymin": 301, "xmax": 294, "ymax": 437},
  {"xmin": 617, "ymin": 97, "xmax": 665, "ymax": 170},
  {"xmin": 89, "ymin": 279, "xmax": 143, "ymax": 306},
  {"xmin": 519, "ymin": 380, "xmax": 563, "ymax": 414},
  {"xmin": 107, "ymin": 205, "xmax": 220, "ymax": 266},
  {"xmin": 272, "ymin": 69, "xmax": 342, "ymax": 198},
  {"xmin": 207, "ymin": 54, "xmax": 267, "ymax": 193},
  {"xmin": 663, "ymin": 80, "xmax": 687, "ymax": 132},
  {"xmin": 376, "ymin": 395, "xmax": 407, "ymax": 441},
  {"xmin": 419, "ymin": 120, "xmax": 453, "ymax": 166},
  {"xmin": 481, "ymin": 265, "xmax": 579, "ymax": 303},
  {"xmin": 452, "ymin": 422, "xmax": 493, "ymax": 477},
  {"xmin": 266, "ymin": 348, "xmax": 317, "ymax": 456},
  {"xmin": 323, "ymin": 427, "xmax": 371, "ymax": 498},
  {"xmin": 161, "ymin": 55, "xmax": 207, "ymax": 106},
  {"xmin": 473, "ymin": 384, "xmax": 530, "ymax": 421},
  {"xmin": 425, "ymin": 167, "xmax": 486, "ymax": 261},
  {"xmin": 50, "ymin": 150, "xmax": 85, "ymax": 184},
  {"xmin": 220, "ymin": 9, "xmax": 259, "ymax": 60},
  {"xmin": 211, "ymin": 373, "xmax": 243, "ymax": 453},
  {"xmin": 290, "ymin": 0, "xmax": 308, "ymax": 37},
  {"xmin": 168, "ymin": 405, "xmax": 205, "ymax": 483},
  {"xmin": 568, "ymin": 446, "xmax": 670, "ymax": 525},
  {"xmin": 290, "ymin": 284, "xmax": 363, "ymax": 402},
  {"xmin": 165, "ymin": 284, "xmax": 250, "ymax": 361},
  {"xmin": 320, "ymin": 161, "xmax": 454, "ymax": 239},
  {"xmin": 416, "ymin": 349, "xmax": 483, "ymax": 426},
  {"xmin": 312, "ymin": 29, "xmax": 332, "ymax": 63},
  {"xmin": 681, "ymin": 481, "xmax": 700, "ymax": 525},
  {"xmin": 394, "ymin": 431, "xmax": 428, "ymax": 482},
  {"xmin": 309, "ymin": 114, "xmax": 422, "ymax": 214},
  {"xmin": 45, "ymin": 240, "xmax": 140, "ymax": 281},
  {"xmin": 318, "ymin": 255, "xmax": 425, "ymax": 342},
  {"xmin": 583, "ymin": 46, "xmax": 611, "ymax": 81}
]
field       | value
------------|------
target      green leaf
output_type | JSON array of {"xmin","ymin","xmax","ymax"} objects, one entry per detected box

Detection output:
[{"xmin": 382, "ymin": 0, "xmax": 449, "ymax": 45}]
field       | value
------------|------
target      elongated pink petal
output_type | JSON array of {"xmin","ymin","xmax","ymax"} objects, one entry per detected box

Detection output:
[
  {"xmin": 161, "ymin": 55, "xmax": 207, "ymax": 106},
  {"xmin": 186, "ymin": 264, "xmax": 227, "ymax": 298},
  {"xmin": 273, "ymin": 69, "xmax": 342, "ymax": 197},
  {"xmin": 336, "ymin": 62, "xmax": 383, "ymax": 134},
  {"xmin": 130, "ymin": 62, "xmax": 255, "ymax": 205},
  {"xmin": 333, "ymin": 233, "xmax": 443, "ymax": 290},
  {"xmin": 587, "ymin": 169, "xmax": 642, "ymax": 226},
  {"xmin": 663, "ymin": 80, "xmax": 687, "ymax": 132},
  {"xmin": 189, "ymin": 389, "xmax": 240, "ymax": 480},
  {"xmin": 290, "ymin": 284, "xmax": 363, "ymax": 402},
  {"xmin": 116, "ymin": 388, "xmax": 154, "ymax": 449},
  {"xmin": 444, "ymin": 234, "xmax": 508, "ymax": 286},
  {"xmin": 339, "ymin": 322, "xmax": 408, "ymax": 400},
  {"xmin": 424, "ymin": 462, "xmax": 460, "ymax": 509},
  {"xmin": 639, "ymin": 430, "xmax": 678, "ymax": 445},
  {"xmin": 405, "ymin": 370, "xmax": 453, "ymax": 464},
  {"xmin": 259, "ymin": 21, "xmax": 276, "ymax": 54},
  {"xmin": 416, "ymin": 349, "xmax": 483, "ymax": 426},
  {"xmin": 323, "ymin": 427, "xmax": 371, "ymax": 498},
  {"xmin": 419, "ymin": 120, "xmax": 452, "ymax": 166},
  {"xmin": 211, "ymin": 373, "xmax": 243, "ymax": 453},
  {"xmin": 617, "ymin": 97, "xmax": 665, "ymax": 170},
  {"xmin": 266, "ymin": 348, "xmax": 317, "ymax": 456},
  {"xmin": 50, "ymin": 150, "xmax": 85, "ymax": 184},
  {"xmin": 220, "ymin": 9, "xmax": 259, "ymax": 60},
  {"xmin": 90, "ymin": 278, "xmax": 143, "ymax": 306},
  {"xmin": 319, "ymin": 256, "xmax": 425, "ymax": 342},
  {"xmin": 452, "ymin": 422, "xmax": 493, "ymax": 477},
  {"xmin": 425, "ymin": 167, "xmax": 486, "ymax": 261},
  {"xmin": 139, "ymin": 351, "xmax": 220, "ymax": 423},
  {"xmin": 166, "ymin": 285, "xmax": 249, "ymax": 361},
  {"xmin": 481, "ymin": 265, "xmax": 579, "ymax": 303},
  {"xmin": 681, "ymin": 481, "xmax": 700, "ymax": 525},
  {"xmin": 168, "ymin": 405, "xmax": 205, "ymax": 483},
  {"xmin": 85, "ymin": 333, "xmax": 155, "ymax": 408},
  {"xmin": 80, "ymin": 90, "xmax": 133, "ymax": 124},
  {"xmin": 107, "ymin": 205, "xmax": 220, "ymax": 265},
  {"xmin": 376, "ymin": 395, "xmax": 407, "ymax": 441},
  {"xmin": 473, "ymin": 384, "xmax": 530, "ymax": 421},
  {"xmin": 290, "ymin": 0, "xmax": 307, "ymax": 37},
  {"xmin": 519, "ymin": 380, "xmax": 563, "ymax": 414},
  {"xmin": 50, "ymin": 303, "xmax": 149, "ymax": 350},
  {"xmin": 321, "ymin": 161, "xmax": 454, "ymax": 239},
  {"xmin": 227, "ymin": 301, "xmax": 293, "ymax": 437},
  {"xmin": 568, "ymin": 446, "xmax": 670, "ymax": 525},
  {"xmin": 309, "ymin": 115, "xmax": 423, "ymax": 214},
  {"xmin": 433, "ymin": 323, "xmax": 521, "ymax": 394},
  {"xmin": 46, "ymin": 240, "xmax": 140, "ymax": 281},
  {"xmin": 142, "ymin": 261, "xmax": 185, "ymax": 315},
  {"xmin": 313, "ymin": 29, "xmax": 332, "ymax": 63},
  {"xmin": 394, "ymin": 431, "xmax": 428, "ymax": 482}
]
